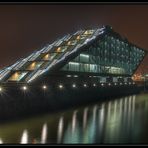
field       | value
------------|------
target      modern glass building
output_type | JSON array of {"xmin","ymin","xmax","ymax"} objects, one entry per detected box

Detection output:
[
  {"xmin": 0, "ymin": 25, "xmax": 146, "ymax": 121},
  {"xmin": 0, "ymin": 25, "xmax": 146, "ymax": 85}
]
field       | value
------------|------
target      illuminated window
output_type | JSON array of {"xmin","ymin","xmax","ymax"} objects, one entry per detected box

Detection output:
[
  {"xmin": 56, "ymin": 46, "xmax": 68, "ymax": 52},
  {"xmin": 67, "ymin": 40, "xmax": 77, "ymax": 46},
  {"xmin": 84, "ymin": 30, "xmax": 94, "ymax": 35},
  {"xmin": 26, "ymin": 62, "xmax": 43, "ymax": 70},
  {"xmin": 107, "ymin": 66, "xmax": 125, "ymax": 74},
  {"xmin": 76, "ymin": 36, "xmax": 80, "ymax": 40},
  {"xmin": 42, "ymin": 53, "xmax": 57, "ymax": 61},
  {"xmin": 56, "ymin": 47, "xmax": 61, "ymax": 52},
  {"xmin": 67, "ymin": 41, "xmax": 71, "ymax": 45},
  {"xmin": 43, "ymin": 54, "xmax": 49, "ymax": 60},
  {"xmin": 8, "ymin": 71, "xmax": 28, "ymax": 81},
  {"xmin": 84, "ymin": 64, "xmax": 89, "ymax": 72},
  {"xmin": 80, "ymin": 54, "xmax": 89, "ymax": 63},
  {"xmin": 69, "ymin": 62, "xmax": 79, "ymax": 71},
  {"xmin": 90, "ymin": 64, "xmax": 97, "ymax": 72}
]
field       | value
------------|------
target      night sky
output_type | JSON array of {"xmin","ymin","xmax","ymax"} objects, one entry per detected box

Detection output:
[{"xmin": 0, "ymin": 5, "xmax": 148, "ymax": 74}]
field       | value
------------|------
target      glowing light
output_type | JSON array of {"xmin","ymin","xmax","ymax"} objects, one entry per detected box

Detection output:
[
  {"xmin": 72, "ymin": 84, "xmax": 76, "ymax": 88},
  {"xmin": 43, "ymin": 54, "xmax": 49, "ymax": 60},
  {"xmin": 42, "ymin": 85, "xmax": 47, "ymax": 90},
  {"xmin": 41, "ymin": 123, "xmax": 48, "ymax": 144},
  {"xmin": 27, "ymin": 62, "xmax": 36, "ymax": 70},
  {"xmin": 83, "ymin": 107, "xmax": 88, "ymax": 130},
  {"xmin": 0, "ymin": 87, "xmax": 2, "ymax": 92},
  {"xmin": 20, "ymin": 130, "xmax": 28, "ymax": 144},
  {"xmin": 67, "ymin": 41, "xmax": 71, "ymax": 45},
  {"xmin": 74, "ymin": 75, "xmax": 78, "ymax": 77},
  {"xmin": 76, "ymin": 35, "xmax": 80, "ymax": 40},
  {"xmin": 101, "ymin": 83, "xmax": 104, "ymax": 86},
  {"xmin": 59, "ymin": 84, "xmax": 63, "ymax": 89},
  {"xmin": 0, "ymin": 138, "xmax": 3, "ymax": 144},
  {"xmin": 108, "ymin": 83, "xmax": 111, "ymax": 86},
  {"xmin": 8, "ymin": 72, "xmax": 27, "ymax": 81},
  {"xmin": 56, "ymin": 47, "xmax": 61, "ymax": 52},
  {"xmin": 114, "ymin": 83, "xmax": 117, "ymax": 85},
  {"xmin": 72, "ymin": 110, "xmax": 78, "ymax": 132},
  {"xmin": 57, "ymin": 117, "xmax": 64, "ymax": 143},
  {"xmin": 83, "ymin": 84, "xmax": 87, "ymax": 87},
  {"xmin": 93, "ymin": 83, "xmax": 96, "ymax": 87},
  {"xmin": 66, "ymin": 75, "xmax": 71, "ymax": 77},
  {"xmin": 22, "ymin": 86, "xmax": 28, "ymax": 91}
]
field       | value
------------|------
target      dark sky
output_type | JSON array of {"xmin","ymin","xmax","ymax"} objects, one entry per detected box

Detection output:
[{"xmin": 0, "ymin": 5, "xmax": 148, "ymax": 74}]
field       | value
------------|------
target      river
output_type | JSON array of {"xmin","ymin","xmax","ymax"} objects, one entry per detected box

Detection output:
[{"xmin": 0, "ymin": 92, "xmax": 148, "ymax": 144}]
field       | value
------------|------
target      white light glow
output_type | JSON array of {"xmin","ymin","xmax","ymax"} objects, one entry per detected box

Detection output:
[
  {"xmin": 72, "ymin": 84, "xmax": 76, "ymax": 88},
  {"xmin": 72, "ymin": 110, "xmax": 78, "ymax": 132},
  {"xmin": 41, "ymin": 123, "xmax": 48, "ymax": 144},
  {"xmin": 57, "ymin": 117, "xmax": 64, "ymax": 143},
  {"xmin": 83, "ymin": 107, "xmax": 88, "ymax": 130},
  {"xmin": 59, "ymin": 84, "xmax": 63, "ymax": 89},
  {"xmin": 0, "ymin": 87, "xmax": 2, "ymax": 92},
  {"xmin": 20, "ymin": 130, "xmax": 28, "ymax": 144},
  {"xmin": 93, "ymin": 83, "xmax": 96, "ymax": 87},
  {"xmin": 74, "ymin": 75, "xmax": 78, "ymax": 77},
  {"xmin": 42, "ymin": 85, "xmax": 47, "ymax": 90},
  {"xmin": 66, "ymin": 75, "xmax": 71, "ymax": 77},
  {"xmin": 22, "ymin": 86, "xmax": 27, "ymax": 91},
  {"xmin": 83, "ymin": 84, "xmax": 87, "ymax": 87},
  {"xmin": 0, "ymin": 138, "xmax": 3, "ymax": 144}
]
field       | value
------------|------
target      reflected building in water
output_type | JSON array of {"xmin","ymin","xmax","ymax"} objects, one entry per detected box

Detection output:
[{"xmin": 1, "ymin": 94, "xmax": 148, "ymax": 144}]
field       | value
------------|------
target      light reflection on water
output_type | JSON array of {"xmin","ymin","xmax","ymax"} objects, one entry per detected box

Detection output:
[
  {"xmin": 20, "ymin": 130, "xmax": 28, "ymax": 144},
  {"xmin": 57, "ymin": 117, "xmax": 64, "ymax": 143},
  {"xmin": 0, "ymin": 93, "xmax": 148, "ymax": 144},
  {"xmin": 41, "ymin": 123, "xmax": 48, "ymax": 144}
]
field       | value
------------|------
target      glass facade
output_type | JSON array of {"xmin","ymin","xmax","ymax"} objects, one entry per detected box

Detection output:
[{"xmin": 61, "ymin": 35, "xmax": 145, "ymax": 75}]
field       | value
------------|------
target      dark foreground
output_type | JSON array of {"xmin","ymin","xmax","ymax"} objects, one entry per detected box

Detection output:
[{"xmin": 0, "ymin": 83, "xmax": 142, "ymax": 121}]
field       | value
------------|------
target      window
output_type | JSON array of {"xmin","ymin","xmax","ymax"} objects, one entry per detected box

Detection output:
[
  {"xmin": 84, "ymin": 30, "xmax": 94, "ymax": 35},
  {"xmin": 26, "ymin": 62, "xmax": 43, "ymax": 70},
  {"xmin": 69, "ymin": 62, "xmax": 79, "ymax": 71},
  {"xmin": 56, "ymin": 46, "xmax": 68, "ymax": 52},
  {"xmin": 84, "ymin": 64, "xmax": 89, "ymax": 72},
  {"xmin": 80, "ymin": 54, "xmax": 89, "ymax": 63},
  {"xmin": 42, "ymin": 53, "xmax": 57, "ymax": 61},
  {"xmin": 8, "ymin": 71, "xmax": 28, "ymax": 81},
  {"xmin": 90, "ymin": 64, "xmax": 97, "ymax": 73}
]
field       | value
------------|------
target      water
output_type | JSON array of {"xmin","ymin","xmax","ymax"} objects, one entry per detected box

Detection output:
[{"xmin": 0, "ymin": 93, "xmax": 148, "ymax": 144}]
